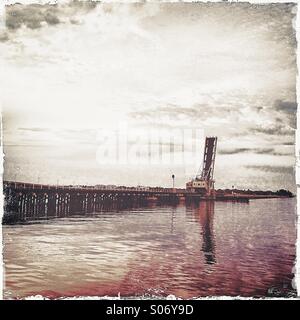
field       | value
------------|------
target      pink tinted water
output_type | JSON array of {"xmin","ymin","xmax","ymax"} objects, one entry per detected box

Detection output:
[{"xmin": 3, "ymin": 198, "xmax": 296, "ymax": 298}]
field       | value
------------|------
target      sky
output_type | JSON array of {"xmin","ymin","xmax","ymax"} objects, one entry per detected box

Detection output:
[{"xmin": 0, "ymin": 1, "xmax": 297, "ymax": 191}]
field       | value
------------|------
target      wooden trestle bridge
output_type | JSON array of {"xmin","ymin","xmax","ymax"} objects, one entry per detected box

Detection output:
[
  {"xmin": 2, "ymin": 137, "xmax": 252, "ymax": 223},
  {"xmin": 3, "ymin": 181, "xmax": 197, "ymax": 223}
]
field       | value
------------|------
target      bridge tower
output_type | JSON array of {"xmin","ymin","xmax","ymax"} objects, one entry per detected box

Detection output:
[{"xmin": 186, "ymin": 137, "xmax": 217, "ymax": 197}]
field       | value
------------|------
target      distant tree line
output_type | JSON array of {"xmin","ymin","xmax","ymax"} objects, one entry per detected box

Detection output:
[{"xmin": 216, "ymin": 188, "xmax": 294, "ymax": 197}]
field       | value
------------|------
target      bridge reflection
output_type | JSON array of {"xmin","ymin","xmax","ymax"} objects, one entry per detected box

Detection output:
[{"xmin": 188, "ymin": 201, "xmax": 216, "ymax": 265}]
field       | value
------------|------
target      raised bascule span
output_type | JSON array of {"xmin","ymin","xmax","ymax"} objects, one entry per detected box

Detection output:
[{"xmin": 186, "ymin": 137, "xmax": 217, "ymax": 197}]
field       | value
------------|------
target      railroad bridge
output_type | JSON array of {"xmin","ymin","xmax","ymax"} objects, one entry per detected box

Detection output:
[
  {"xmin": 3, "ymin": 182, "xmax": 190, "ymax": 222},
  {"xmin": 3, "ymin": 137, "xmax": 219, "ymax": 223}
]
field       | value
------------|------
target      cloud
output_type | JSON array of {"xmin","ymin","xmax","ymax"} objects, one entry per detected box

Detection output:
[
  {"xmin": 4, "ymin": 1, "xmax": 97, "ymax": 33},
  {"xmin": 129, "ymin": 103, "xmax": 242, "ymax": 130},
  {"xmin": 246, "ymin": 165, "xmax": 294, "ymax": 175},
  {"xmin": 0, "ymin": 32, "xmax": 9, "ymax": 42},
  {"xmin": 18, "ymin": 127, "xmax": 50, "ymax": 132},
  {"xmin": 218, "ymin": 147, "xmax": 293, "ymax": 156},
  {"xmin": 274, "ymin": 100, "xmax": 297, "ymax": 114},
  {"xmin": 219, "ymin": 148, "xmax": 272, "ymax": 155},
  {"xmin": 282, "ymin": 141, "xmax": 294, "ymax": 146},
  {"xmin": 249, "ymin": 124, "xmax": 294, "ymax": 136},
  {"xmin": 130, "ymin": 98, "xmax": 296, "ymax": 141},
  {"xmin": 273, "ymin": 99, "xmax": 297, "ymax": 129},
  {"xmin": 131, "ymin": 105, "xmax": 198, "ymax": 124},
  {"xmin": 131, "ymin": 104, "xmax": 237, "ymax": 120}
]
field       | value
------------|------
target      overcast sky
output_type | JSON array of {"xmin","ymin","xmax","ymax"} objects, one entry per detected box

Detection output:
[{"xmin": 0, "ymin": 1, "xmax": 297, "ymax": 191}]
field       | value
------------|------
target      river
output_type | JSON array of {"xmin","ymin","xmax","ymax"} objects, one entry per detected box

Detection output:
[{"xmin": 3, "ymin": 198, "xmax": 296, "ymax": 299}]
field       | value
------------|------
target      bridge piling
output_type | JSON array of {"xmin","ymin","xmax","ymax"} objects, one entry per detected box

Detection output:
[{"xmin": 3, "ymin": 181, "xmax": 208, "ymax": 223}]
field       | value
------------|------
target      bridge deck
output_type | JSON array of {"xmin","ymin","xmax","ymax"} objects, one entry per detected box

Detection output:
[{"xmin": 3, "ymin": 181, "xmax": 190, "ymax": 196}]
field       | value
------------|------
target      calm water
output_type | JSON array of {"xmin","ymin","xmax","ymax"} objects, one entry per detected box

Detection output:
[{"xmin": 3, "ymin": 198, "xmax": 297, "ymax": 299}]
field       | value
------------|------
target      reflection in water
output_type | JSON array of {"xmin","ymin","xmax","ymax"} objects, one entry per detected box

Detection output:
[
  {"xmin": 170, "ymin": 206, "xmax": 175, "ymax": 234},
  {"xmin": 199, "ymin": 201, "xmax": 216, "ymax": 265},
  {"xmin": 3, "ymin": 198, "xmax": 297, "ymax": 299},
  {"xmin": 187, "ymin": 201, "xmax": 216, "ymax": 265}
]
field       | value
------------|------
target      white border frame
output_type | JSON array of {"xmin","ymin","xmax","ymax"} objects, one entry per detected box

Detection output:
[{"xmin": 0, "ymin": 0, "xmax": 298, "ymax": 300}]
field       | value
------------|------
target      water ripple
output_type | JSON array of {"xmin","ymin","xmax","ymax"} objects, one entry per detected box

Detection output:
[{"xmin": 3, "ymin": 198, "xmax": 296, "ymax": 299}]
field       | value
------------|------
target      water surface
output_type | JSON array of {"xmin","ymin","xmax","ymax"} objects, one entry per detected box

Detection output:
[{"xmin": 3, "ymin": 198, "xmax": 296, "ymax": 298}]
